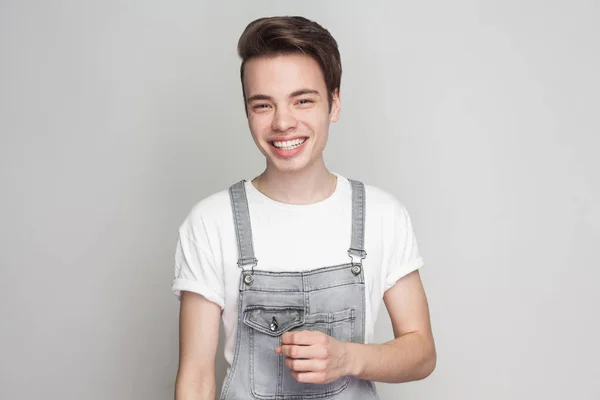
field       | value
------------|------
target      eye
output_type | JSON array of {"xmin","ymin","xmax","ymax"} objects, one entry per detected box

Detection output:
[
  {"xmin": 296, "ymin": 99, "xmax": 314, "ymax": 106},
  {"xmin": 252, "ymin": 103, "xmax": 271, "ymax": 111}
]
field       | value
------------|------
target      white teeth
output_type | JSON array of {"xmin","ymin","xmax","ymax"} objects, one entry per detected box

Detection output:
[{"xmin": 272, "ymin": 138, "xmax": 306, "ymax": 150}]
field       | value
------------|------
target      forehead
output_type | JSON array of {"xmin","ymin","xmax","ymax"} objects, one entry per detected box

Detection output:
[{"xmin": 243, "ymin": 53, "xmax": 327, "ymax": 97}]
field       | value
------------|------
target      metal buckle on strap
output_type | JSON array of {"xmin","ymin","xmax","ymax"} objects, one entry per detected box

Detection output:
[
  {"xmin": 348, "ymin": 248, "xmax": 367, "ymax": 265},
  {"xmin": 348, "ymin": 249, "xmax": 366, "ymax": 276},
  {"xmin": 238, "ymin": 258, "xmax": 258, "ymax": 285}
]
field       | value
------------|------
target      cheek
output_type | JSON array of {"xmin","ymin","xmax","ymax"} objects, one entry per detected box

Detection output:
[
  {"xmin": 248, "ymin": 113, "xmax": 264, "ymax": 130},
  {"xmin": 300, "ymin": 112, "xmax": 328, "ymax": 130},
  {"xmin": 307, "ymin": 116, "xmax": 331, "ymax": 138},
  {"xmin": 248, "ymin": 114, "xmax": 273, "ymax": 140}
]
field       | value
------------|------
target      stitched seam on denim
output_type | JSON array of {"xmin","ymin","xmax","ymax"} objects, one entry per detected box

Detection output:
[
  {"xmin": 302, "ymin": 317, "xmax": 354, "ymax": 326},
  {"xmin": 243, "ymin": 287, "xmax": 303, "ymax": 293},
  {"xmin": 250, "ymin": 386, "xmax": 275, "ymax": 400},
  {"xmin": 244, "ymin": 280, "xmax": 363, "ymax": 293},
  {"xmin": 308, "ymin": 280, "xmax": 366, "ymax": 292},
  {"xmin": 249, "ymin": 263, "xmax": 355, "ymax": 277},
  {"xmin": 301, "ymin": 319, "xmax": 354, "ymax": 330},
  {"xmin": 233, "ymin": 183, "xmax": 245, "ymax": 261},
  {"xmin": 244, "ymin": 305, "xmax": 304, "ymax": 311},
  {"xmin": 280, "ymin": 377, "xmax": 350, "ymax": 399},
  {"xmin": 329, "ymin": 315, "xmax": 355, "ymax": 324},
  {"xmin": 351, "ymin": 313, "xmax": 355, "ymax": 344},
  {"xmin": 250, "ymin": 327, "xmax": 255, "ymax": 396},
  {"xmin": 301, "ymin": 321, "xmax": 328, "ymax": 327},
  {"xmin": 303, "ymin": 273, "xmax": 310, "ymax": 322},
  {"xmin": 249, "ymin": 391, "xmax": 273, "ymax": 400},
  {"xmin": 239, "ymin": 181, "xmax": 255, "ymax": 262},
  {"xmin": 326, "ymin": 308, "xmax": 332, "ymax": 397},
  {"xmin": 353, "ymin": 180, "xmax": 366, "ymax": 255},
  {"xmin": 308, "ymin": 309, "xmax": 355, "ymax": 322},
  {"xmin": 234, "ymin": 206, "xmax": 247, "ymax": 264},
  {"xmin": 361, "ymin": 281, "xmax": 366, "ymax": 343},
  {"xmin": 359, "ymin": 181, "xmax": 365, "ymax": 252},
  {"xmin": 306, "ymin": 262, "xmax": 354, "ymax": 275},
  {"xmin": 230, "ymin": 184, "xmax": 243, "ymax": 265},
  {"xmin": 245, "ymin": 320, "xmax": 303, "ymax": 336},
  {"xmin": 231, "ymin": 181, "xmax": 258, "ymax": 268},
  {"xmin": 275, "ymin": 374, "xmax": 351, "ymax": 399},
  {"xmin": 349, "ymin": 179, "xmax": 366, "ymax": 257},
  {"xmin": 308, "ymin": 279, "xmax": 364, "ymax": 291},
  {"xmin": 275, "ymin": 336, "xmax": 284, "ymax": 399},
  {"xmin": 277, "ymin": 334, "xmax": 282, "ymax": 397}
]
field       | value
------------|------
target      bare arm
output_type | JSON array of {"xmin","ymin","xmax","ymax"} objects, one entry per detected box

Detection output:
[
  {"xmin": 277, "ymin": 269, "xmax": 436, "ymax": 385},
  {"xmin": 175, "ymin": 291, "xmax": 222, "ymax": 400},
  {"xmin": 346, "ymin": 269, "xmax": 436, "ymax": 382}
]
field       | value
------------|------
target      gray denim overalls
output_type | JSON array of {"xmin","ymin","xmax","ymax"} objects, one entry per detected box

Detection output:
[{"xmin": 220, "ymin": 179, "xmax": 380, "ymax": 400}]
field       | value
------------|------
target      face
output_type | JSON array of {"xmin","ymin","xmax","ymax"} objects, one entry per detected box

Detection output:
[{"xmin": 243, "ymin": 53, "xmax": 340, "ymax": 174}]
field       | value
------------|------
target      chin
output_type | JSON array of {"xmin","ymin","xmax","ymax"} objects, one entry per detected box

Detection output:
[
  {"xmin": 267, "ymin": 157, "xmax": 313, "ymax": 174},
  {"xmin": 270, "ymin": 162, "xmax": 309, "ymax": 174}
]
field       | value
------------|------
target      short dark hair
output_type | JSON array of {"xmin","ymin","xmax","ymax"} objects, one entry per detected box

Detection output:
[{"xmin": 237, "ymin": 16, "xmax": 342, "ymax": 112}]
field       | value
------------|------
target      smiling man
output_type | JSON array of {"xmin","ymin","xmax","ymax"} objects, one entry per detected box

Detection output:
[{"xmin": 172, "ymin": 16, "xmax": 436, "ymax": 400}]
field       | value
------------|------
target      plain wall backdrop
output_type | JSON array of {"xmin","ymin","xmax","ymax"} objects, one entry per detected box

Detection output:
[{"xmin": 1, "ymin": 0, "xmax": 599, "ymax": 399}]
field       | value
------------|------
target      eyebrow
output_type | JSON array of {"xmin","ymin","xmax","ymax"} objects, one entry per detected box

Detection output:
[
  {"xmin": 246, "ymin": 89, "xmax": 321, "ymax": 104},
  {"xmin": 290, "ymin": 89, "xmax": 320, "ymax": 98}
]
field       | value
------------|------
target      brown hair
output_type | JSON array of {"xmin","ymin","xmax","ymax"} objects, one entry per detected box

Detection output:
[{"xmin": 237, "ymin": 16, "xmax": 342, "ymax": 112}]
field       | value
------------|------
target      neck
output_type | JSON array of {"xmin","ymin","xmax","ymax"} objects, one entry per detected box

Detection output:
[{"xmin": 252, "ymin": 160, "xmax": 336, "ymax": 205}]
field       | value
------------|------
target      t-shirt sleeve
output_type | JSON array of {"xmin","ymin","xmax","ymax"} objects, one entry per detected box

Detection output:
[
  {"xmin": 384, "ymin": 200, "xmax": 424, "ymax": 291},
  {"xmin": 172, "ymin": 216, "xmax": 225, "ymax": 309}
]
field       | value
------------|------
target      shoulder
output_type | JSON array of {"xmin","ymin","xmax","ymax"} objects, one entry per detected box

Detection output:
[
  {"xmin": 179, "ymin": 182, "xmax": 238, "ymax": 237},
  {"xmin": 361, "ymin": 181, "xmax": 410, "ymax": 220},
  {"xmin": 358, "ymin": 182, "xmax": 420, "ymax": 259}
]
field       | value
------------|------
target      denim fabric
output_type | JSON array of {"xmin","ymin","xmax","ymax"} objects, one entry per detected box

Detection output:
[{"xmin": 220, "ymin": 180, "xmax": 379, "ymax": 400}]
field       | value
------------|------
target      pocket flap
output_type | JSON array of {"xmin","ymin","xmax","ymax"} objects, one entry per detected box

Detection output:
[{"xmin": 243, "ymin": 306, "xmax": 305, "ymax": 337}]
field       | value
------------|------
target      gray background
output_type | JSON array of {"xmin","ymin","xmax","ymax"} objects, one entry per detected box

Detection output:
[{"xmin": 1, "ymin": 0, "xmax": 599, "ymax": 399}]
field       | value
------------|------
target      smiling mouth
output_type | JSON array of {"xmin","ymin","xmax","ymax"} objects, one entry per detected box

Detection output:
[{"xmin": 271, "ymin": 137, "xmax": 307, "ymax": 150}]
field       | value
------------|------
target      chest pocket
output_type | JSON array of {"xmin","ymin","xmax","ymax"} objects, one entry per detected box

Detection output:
[{"xmin": 243, "ymin": 306, "xmax": 355, "ymax": 399}]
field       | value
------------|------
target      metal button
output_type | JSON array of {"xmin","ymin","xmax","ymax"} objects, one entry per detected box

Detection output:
[
  {"xmin": 243, "ymin": 274, "xmax": 254, "ymax": 285},
  {"xmin": 270, "ymin": 317, "xmax": 278, "ymax": 332},
  {"xmin": 351, "ymin": 265, "xmax": 362, "ymax": 275}
]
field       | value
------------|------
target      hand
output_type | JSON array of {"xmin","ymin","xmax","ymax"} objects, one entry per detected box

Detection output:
[{"xmin": 275, "ymin": 330, "xmax": 352, "ymax": 384}]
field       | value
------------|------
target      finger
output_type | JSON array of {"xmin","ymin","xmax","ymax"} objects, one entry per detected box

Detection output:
[
  {"xmin": 279, "ymin": 344, "xmax": 328, "ymax": 359},
  {"xmin": 285, "ymin": 357, "xmax": 326, "ymax": 372},
  {"xmin": 291, "ymin": 371, "xmax": 329, "ymax": 385},
  {"xmin": 281, "ymin": 330, "xmax": 329, "ymax": 346}
]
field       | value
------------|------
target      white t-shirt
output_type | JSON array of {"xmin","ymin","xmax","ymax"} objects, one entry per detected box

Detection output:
[{"xmin": 172, "ymin": 174, "xmax": 424, "ymax": 366}]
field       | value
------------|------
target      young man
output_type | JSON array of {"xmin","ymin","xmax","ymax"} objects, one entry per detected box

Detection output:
[{"xmin": 172, "ymin": 16, "xmax": 436, "ymax": 400}]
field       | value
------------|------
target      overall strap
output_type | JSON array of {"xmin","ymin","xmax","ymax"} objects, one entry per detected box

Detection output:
[
  {"xmin": 229, "ymin": 180, "xmax": 257, "ymax": 270},
  {"xmin": 348, "ymin": 179, "xmax": 367, "ymax": 265}
]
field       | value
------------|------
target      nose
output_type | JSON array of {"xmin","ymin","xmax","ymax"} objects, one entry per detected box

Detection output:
[{"xmin": 271, "ymin": 106, "xmax": 297, "ymax": 132}]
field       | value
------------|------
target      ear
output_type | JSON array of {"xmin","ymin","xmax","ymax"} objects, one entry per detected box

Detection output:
[{"xmin": 329, "ymin": 89, "xmax": 341, "ymax": 122}]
